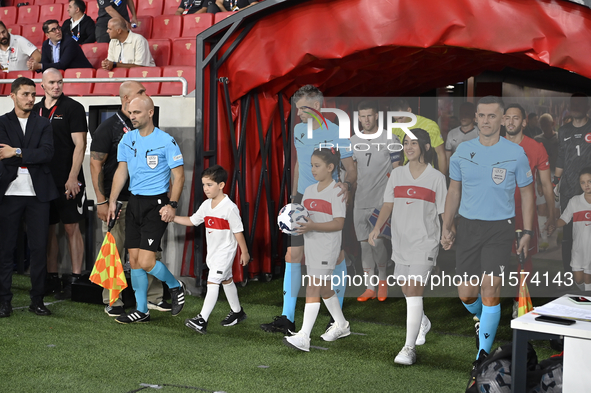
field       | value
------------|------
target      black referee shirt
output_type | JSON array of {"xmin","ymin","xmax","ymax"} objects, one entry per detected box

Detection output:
[
  {"xmin": 33, "ymin": 94, "xmax": 87, "ymax": 187},
  {"xmin": 89, "ymin": 109, "xmax": 132, "ymax": 200}
]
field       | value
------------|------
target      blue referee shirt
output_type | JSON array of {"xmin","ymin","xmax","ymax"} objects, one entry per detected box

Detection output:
[
  {"xmin": 450, "ymin": 137, "xmax": 532, "ymax": 221},
  {"xmin": 294, "ymin": 119, "xmax": 353, "ymax": 194},
  {"xmin": 117, "ymin": 127, "xmax": 184, "ymax": 196}
]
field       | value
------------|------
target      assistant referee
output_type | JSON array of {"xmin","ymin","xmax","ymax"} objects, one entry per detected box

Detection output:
[{"xmin": 108, "ymin": 95, "xmax": 185, "ymax": 324}]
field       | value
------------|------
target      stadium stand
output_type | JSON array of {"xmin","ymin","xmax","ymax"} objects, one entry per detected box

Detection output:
[
  {"xmin": 40, "ymin": 3, "xmax": 64, "ymax": 22},
  {"xmin": 148, "ymin": 38, "xmax": 172, "ymax": 67},
  {"xmin": 63, "ymin": 67, "xmax": 95, "ymax": 95},
  {"xmin": 92, "ymin": 68, "xmax": 128, "ymax": 96},
  {"xmin": 61, "ymin": 5, "xmax": 70, "ymax": 21},
  {"xmin": 128, "ymin": 66, "xmax": 161, "ymax": 95},
  {"xmin": 6, "ymin": 24, "xmax": 21, "ymax": 35},
  {"xmin": 160, "ymin": 65, "xmax": 194, "ymax": 95},
  {"xmin": 2, "ymin": 71, "xmax": 34, "ymax": 95},
  {"xmin": 81, "ymin": 42, "xmax": 108, "ymax": 69},
  {"xmin": 21, "ymin": 23, "xmax": 44, "ymax": 46},
  {"xmin": 181, "ymin": 13, "xmax": 212, "ymax": 37},
  {"xmin": 16, "ymin": 5, "xmax": 40, "ymax": 25},
  {"xmin": 136, "ymin": 0, "xmax": 163, "ymax": 17},
  {"xmin": 134, "ymin": 15, "xmax": 153, "ymax": 39},
  {"xmin": 34, "ymin": 0, "xmax": 57, "ymax": 5},
  {"xmin": 1, "ymin": 6, "xmax": 17, "ymax": 25},
  {"xmin": 214, "ymin": 11, "xmax": 234, "ymax": 23},
  {"xmin": 163, "ymin": 0, "xmax": 182, "ymax": 15},
  {"xmin": 153, "ymin": 15, "xmax": 182, "ymax": 40},
  {"xmin": 171, "ymin": 38, "xmax": 196, "ymax": 66},
  {"xmin": 86, "ymin": 1, "xmax": 99, "ymax": 21}
]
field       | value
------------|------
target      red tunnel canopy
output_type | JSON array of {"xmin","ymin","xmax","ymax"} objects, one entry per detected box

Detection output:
[{"xmin": 219, "ymin": 0, "xmax": 591, "ymax": 100}]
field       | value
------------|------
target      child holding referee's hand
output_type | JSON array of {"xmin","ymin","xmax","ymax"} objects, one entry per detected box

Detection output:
[{"xmin": 173, "ymin": 165, "xmax": 250, "ymax": 334}]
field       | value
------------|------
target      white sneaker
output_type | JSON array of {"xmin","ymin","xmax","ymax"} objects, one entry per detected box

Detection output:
[
  {"xmin": 394, "ymin": 345, "xmax": 416, "ymax": 365},
  {"xmin": 320, "ymin": 321, "xmax": 351, "ymax": 341},
  {"xmin": 415, "ymin": 315, "xmax": 431, "ymax": 346},
  {"xmin": 283, "ymin": 331, "xmax": 310, "ymax": 352}
]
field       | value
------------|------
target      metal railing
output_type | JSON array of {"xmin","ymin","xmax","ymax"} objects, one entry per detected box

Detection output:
[{"xmin": 0, "ymin": 76, "xmax": 189, "ymax": 96}]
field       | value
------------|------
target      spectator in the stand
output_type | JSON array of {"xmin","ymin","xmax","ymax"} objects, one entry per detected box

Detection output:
[
  {"xmin": 0, "ymin": 21, "xmax": 42, "ymax": 72},
  {"xmin": 523, "ymin": 112, "xmax": 542, "ymax": 139},
  {"xmin": 62, "ymin": 0, "xmax": 96, "ymax": 45},
  {"xmin": 95, "ymin": 0, "xmax": 138, "ymax": 43},
  {"xmin": 176, "ymin": 0, "xmax": 213, "ymax": 15},
  {"xmin": 209, "ymin": 0, "xmax": 258, "ymax": 13},
  {"xmin": 101, "ymin": 18, "xmax": 155, "ymax": 71},
  {"xmin": 535, "ymin": 113, "xmax": 559, "ymax": 172},
  {"xmin": 27, "ymin": 20, "xmax": 93, "ymax": 72}
]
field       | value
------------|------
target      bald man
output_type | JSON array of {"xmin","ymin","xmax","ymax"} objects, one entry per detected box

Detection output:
[
  {"xmin": 101, "ymin": 18, "xmax": 154, "ymax": 71},
  {"xmin": 108, "ymin": 95, "xmax": 186, "ymax": 324},
  {"xmin": 33, "ymin": 68, "xmax": 87, "ymax": 300},
  {"xmin": 90, "ymin": 81, "xmax": 169, "ymax": 317}
]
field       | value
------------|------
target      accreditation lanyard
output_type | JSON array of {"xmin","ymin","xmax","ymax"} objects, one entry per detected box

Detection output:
[
  {"xmin": 230, "ymin": 0, "xmax": 239, "ymax": 11},
  {"xmin": 115, "ymin": 112, "xmax": 132, "ymax": 133},
  {"xmin": 1, "ymin": 47, "xmax": 14, "ymax": 71},
  {"xmin": 40, "ymin": 105, "xmax": 58, "ymax": 122}
]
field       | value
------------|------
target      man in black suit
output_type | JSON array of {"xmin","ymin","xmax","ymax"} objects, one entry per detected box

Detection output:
[
  {"xmin": 62, "ymin": 0, "xmax": 96, "ymax": 45},
  {"xmin": 0, "ymin": 77, "xmax": 59, "ymax": 317},
  {"xmin": 27, "ymin": 20, "xmax": 93, "ymax": 72}
]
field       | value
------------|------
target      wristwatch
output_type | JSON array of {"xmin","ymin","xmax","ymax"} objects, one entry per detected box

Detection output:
[
  {"xmin": 15, "ymin": 148, "xmax": 22, "ymax": 158},
  {"xmin": 522, "ymin": 229, "xmax": 535, "ymax": 237},
  {"xmin": 168, "ymin": 201, "xmax": 178, "ymax": 209}
]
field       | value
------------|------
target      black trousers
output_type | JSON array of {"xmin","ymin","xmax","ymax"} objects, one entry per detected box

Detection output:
[{"xmin": 0, "ymin": 196, "xmax": 50, "ymax": 304}]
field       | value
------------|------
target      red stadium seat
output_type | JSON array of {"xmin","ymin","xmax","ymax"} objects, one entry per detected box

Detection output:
[
  {"xmin": 2, "ymin": 71, "xmax": 35, "ymax": 95},
  {"xmin": 136, "ymin": 0, "xmax": 163, "ymax": 17},
  {"xmin": 214, "ymin": 11, "xmax": 233, "ymax": 24},
  {"xmin": 3, "ymin": 0, "xmax": 15, "ymax": 6},
  {"xmin": 63, "ymin": 68, "xmax": 94, "ymax": 95},
  {"xmin": 21, "ymin": 23, "xmax": 45, "ymax": 46},
  {"xmin": 86, "ymin": 1, "xmax": 99, "ymax": 21},
  {"xmin": 171, "ymin": 38, "xmax": 195, "ymax": 66},
  {"xmin": 153, "ymin": 15, "xmax": 181, "ymax": 40},
  {"xmin": 40, "ymin": 4, "xmax": 63, "ymax": 22},
  {"xmin": 6, "ymin": 25, "xmax": 22, "ymax": 36},
  {"xmin": 159, "ymin": 65, "xmax": 194, "ymax": 95},
  {"xmin": 0, "ymin": 7, "xmax": 18, "ymax": 26},
  {"xmin": 92, "ymin": 68, "xmax": 128, "ymax": 96},
  {"xmin": 33, "ymin": 0, "xmax": 55, "ymax": 5},
  {"xmin": 133, "ymin": 15, "xmax": 153, "ymax": 39},
  {"xmin": 17, "ymin": 5, "xmax": 40, "ymax": 25},
  {"xmin": 128, "ymin": 66, "xmax": 161, "ymax": 95},
  {"xmin": 81, "ymin": 42, "xmax": 108, "ymax": 68},
  {"xmin": 181, "ymin": 13, "xmax": 212, "ymax": 38},
  {"xmin": 147, "ymin": 38, "xmax": 171, "ymax": 67},
  {"xmin": 61, "ymin": 5, "xmax": 70, "ymax": 21},
  {"xmin": 163, "ymin": 0, "xmax": 182, "ymax": 15}
]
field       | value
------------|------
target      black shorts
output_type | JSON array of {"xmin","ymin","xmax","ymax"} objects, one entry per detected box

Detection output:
[
  {"xmin": 288, "ymin": 193, "xmax": 304, "ymax": 248},
  {"xmin": 126, "ymin": 193, "xmax": 169, "ymax": 252},
  {"xmin": 49, "ymin": 187, "xmax": 86, "ymax": 225},
  {"xmin": 455, "ymin": 216, "xmax": 515, "ymax": 278}
]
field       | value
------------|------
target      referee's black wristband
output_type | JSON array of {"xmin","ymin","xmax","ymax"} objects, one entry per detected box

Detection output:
[{"xmin": 522, "ymin": 229, "xmax": 535, "ymax": 237}]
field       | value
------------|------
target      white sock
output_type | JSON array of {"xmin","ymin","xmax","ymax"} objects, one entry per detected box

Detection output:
[
  {"xmin": 360, "ymin": 241, "xmax": 376, "ymax": 291},
  {"xmin": 576, "ymin": 282, "xmax": 586, "ymax": 291},
  {"xmin": 373, "ymin": 237, "xmax": 389, "ymax": 281},
  {"xmin": 222, "ymin": 281, "xmax": 241, "ymax": 313},
  {"xmin": 585, "ymin": 283, "xmax": 591, "ymax": 292},
  {"xmin": 323, "ymin": 294, "xmax": 347, "ymax": 326},
  {"xmin": 300, "ymin": 302, "xmax": 320, "ymax": 337},
  {"xmin": 200, "ymin": 284, "xmax": 220, "ymax": 321},
  {"xmin": 404, "ymin": 296, "xmax": 423, "ymax": 348}
]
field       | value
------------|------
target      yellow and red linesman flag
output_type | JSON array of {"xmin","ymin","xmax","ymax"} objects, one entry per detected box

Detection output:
[
  {"xmin": 90, "ymin": 232, "xmax": 127, "ymax": 306},
  {"xmin": 518, "ymin": 269, "xmax": 533, "ymax": 317}
]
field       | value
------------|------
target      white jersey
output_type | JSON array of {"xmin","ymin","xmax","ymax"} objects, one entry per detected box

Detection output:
[
  {"xmin": 302, "ymin": 180, "xmax": 346, "ymax": 269},
  {"xmin": 445, "ymin": 125, "xmax": 479, "ymax": 155},
  {"xmin": 383, "ymin": 164, "xmax": 447, "ymax": 266},
  {"xmin": 351, "ymin": 130, "xmax": 402, "ymax": 208},
  {"xmin": 189, "ymin": 195, "xmax": 244, "ymax": 268},
  {"xmin": 559, "ymin": 194, "xmax": 591, "ymax": 269},
  {"xmin": 0, "ymin": 35, "xmax": 37, "ymax": 72}
]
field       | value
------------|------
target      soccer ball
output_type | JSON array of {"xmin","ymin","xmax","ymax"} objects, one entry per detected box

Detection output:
[
  {"xmin": 531, "ymin": 364, "xmax": 563, "ymax": 393},
  {"xmin": 277, "ymin": 203, "xmax": 309, "ymax": 236},
  {"xmin": 477, "ymin": 359, "xmax": 512, "ymax": 393}
]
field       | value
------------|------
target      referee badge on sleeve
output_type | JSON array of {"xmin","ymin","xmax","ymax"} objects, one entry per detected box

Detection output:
[
  {"xmin": 147, "ymin": 155, "xmax": 158, "ymax": 169},
  {"xmin": 492, "ymin": 167, "xmax": 506, "ymax": 185}
]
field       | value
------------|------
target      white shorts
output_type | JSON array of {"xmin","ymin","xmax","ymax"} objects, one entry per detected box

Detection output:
[
  {"xmin": 393, "ymin": 263, "xmax": 432, "ymax": 285},
  {"xmin": 207, "ymin": 260, "xmax": 233, "ymax": 284},
  {"xmin": 353, "ymin": 206, "xmax": 374, "ymax": 241},
  {"xmin": 571, "ymin": 263, "xmax": 591, "ymax": 275},
  {"xmin": 305, "ymin": 267, "xmax": 333, "ymax": 281}
]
